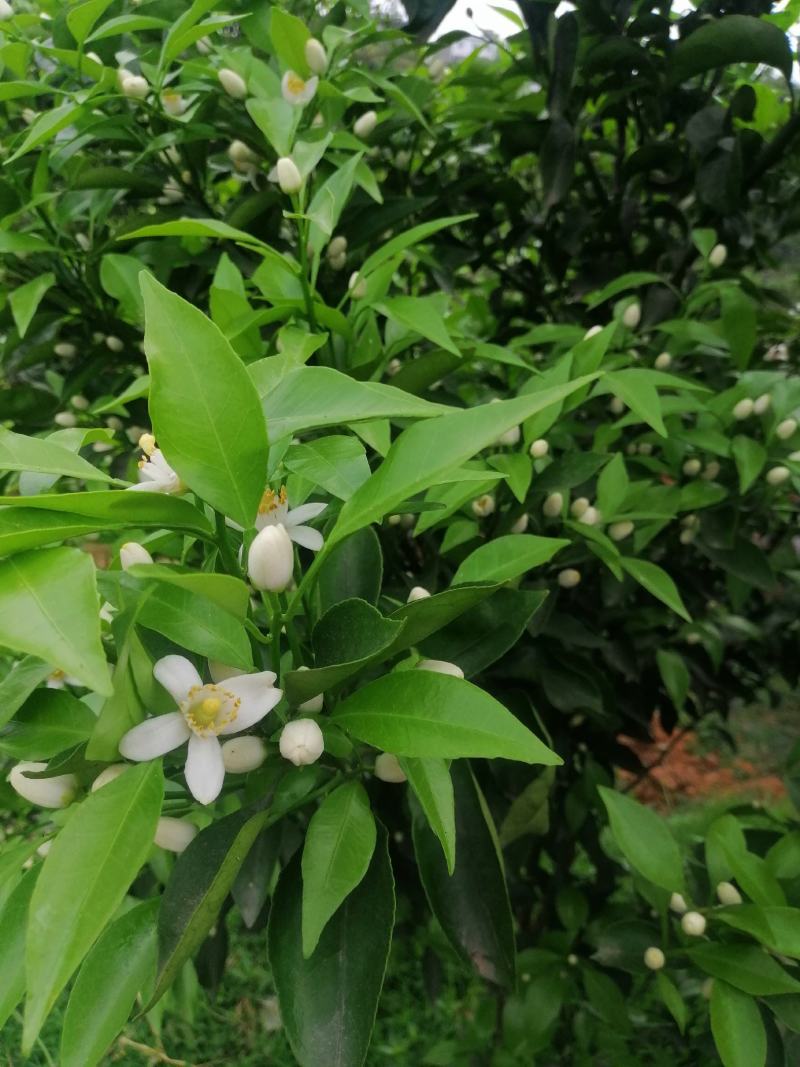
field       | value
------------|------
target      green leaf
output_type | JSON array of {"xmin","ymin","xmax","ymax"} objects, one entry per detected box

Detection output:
[
  {"xmin": 710, "ymin": 980, "xmax": 766, "ymax": 1067},
  {"xmin": 598, "ymin": 786, "xmax": 686, "ymax": 893},
  {"xmin": 137, "ymin": 581, "xmax": 253, "ymax": 671},
  {"xmin": 0, "ymin": 548, "xmax": 111, "ymax": 695},
  {"xmin": 671, "ymin": 14, "xmax": 792, "ymax": 83},
  {"xmin": 141, "ymin": 274, "xmax": 268, "ymax": 529},
  {"xmin": 232, "ymin": 824, "xmax": 282, "ymax": 928},
  {"xmin": 127, "ymin": 566, "xmax": 250, "ymax": 619},
  {"xmin": 269, "ymin": 826, "xmax": 395, "ymax": 1067},
  {"xmin": 596, "ymin": 453, "xmax": 629, "ymax": 515},
  {"xmin": 387, "ymin": 581, "xmax": 505, "ymax": 651},
  {"xmin": 487, "ymin": 453, "xmax": 532, "ymax": 503},
  {"xmin": 603, "ymin": 370, "xmax": 665, "ymax": 436},
  {"xmin": 656, "ymin": 971, "xmax": 687, "ymax": 1035},
  {"xmin": 316, "ymin": 528, "xmax": 383, "ymax": 614},
  {"xmin": 100, "ymin": 254, "xmax": 145, "ymax": 323},
  {"xmin": 0, "ymin": 689, "xmax": 96, "ymax": 759},
  {"xmin": 716, "ymin": 906, "xmax": 800, "ymax": 959},
  {"xmin": 656, "ymin": 649, "xmax": 690, "ymax": 712},
  {"xmin": 67, "ymin": 0, "xmax": 115, "ymax": 44},
  {"xmin": 7, "ymin": 103, "xmax": 85, "ymax": 163},
  {"xmin": 498, "ymin": 767, "xmax": 554, "ymax": 847},
  {"xmin": 413, "ymin": 761, "xmax": 515, "ymax": 986},
  {"xmin": 0, "ymin": 490, "xmax": 213, "ymax": 538},
  {"xmin": 9, "ymin": 273, "xmax": 55, "ymax": 338},
  {"xmin": 284, "ymin": 436, "xmax": 371, "ymax": 500},
  {"xmin": 333, "ymin": 671, "xmax": 560, "ymax": 765},
  {"xmin": 731, "ymin": 435, "xmax": 766, "ymax": 493},
  {"xmin": 706, "ymin": 816, "xmax": 786, "ymax": 906},
  {"xmin": 398, "ymin": 757, "xmax": 455, "ymax": 874},
  {"xmin": 0, "ymin": 427, "xmax": 109, "ymax": 483},
  {"xmin": 621, "ymin": 558, "xmax": 691, "ymax": 621},
  {"xmin": 689, "ymin": 942, "xmax": 800, "ymax": 995},
  {"xmin": 0, "ymin": 866, "xmax": 38, "ymax": 1030},
  {"xmin": 360, "ymin": 215, "xmax": 475, "ymax": 278},
  {"xmin": 24, "ymin": 763, "xmax": 163, "ymax": 1051},
  {"xmin": 86, "ymin": 643, "xmax": 141, "ymax": 762},
  {"xmin": 60, "ymin": 899, "xmax": 158, "ymax": 1067},
  {"xmin": 453, "ymin": 534, "xmax": 568, "ymax": 586},
  {"xmin": 301, "ymin": 782, "xmax": 377, "ymax": 958},
  {"xmin": 376, "ymin": 296, "xmax": 459, "ymax": 356},
  {"xmin": 269, "ymin": 6, "xmax": 311, "ymax": 72},
  {"xmin": 332, "ymin": 376, "xmax": 598, "ymax": 544},
  {"xmin": 246, "ymin": 97, "xmax": 300, "ymax": 158},
  {"xmin": 585, "ymin": 271, "xmax": 664, "ymax": 309},
  {"xmin": 0, "ymin": 656, "xmax": 53, "ymax": 729},
  {"xmin": 307, "ymin": 153, "xmax": 363, "ymax": 251},
  {"xmin": 87, "ymin": 13, "xmax": 169, "ymax": 41}
]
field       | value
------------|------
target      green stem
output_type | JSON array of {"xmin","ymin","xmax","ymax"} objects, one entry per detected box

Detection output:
[
  {"xmin": 214, "ymin": 511, "xmax": 241, "ymax": 577},
  {"xmin": 292, "ymin": 194, "xmax": 318, "ymax": 332},
  {"xmin": 263, "ymin": 591, "xmax": 283, "ymax": 678},
  {"xmin": 280, "ymin": 590, "xmax": 304, "ymax": 667}
]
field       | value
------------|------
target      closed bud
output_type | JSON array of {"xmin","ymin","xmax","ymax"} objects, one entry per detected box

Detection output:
[
  {"xmin": 407, "ymin": 586, "xmax": 431, "ymax": 602},
  {"xmin": 681, "ymin": 911, "xmax": 707, "ymax": 937},
  {"xmin": 609, "ymin": 396, "xmax": 625, "ymax": 415},
  {"xmin": 0, "ymin": 0, "xmax": 12, "ymax": 19},
  {"xmin": 386, "ymin": 358, "xmax": 401, "ymax": 375},
  {"xmin": 348, "ymin": 271, "xmax": 367, "ymax": 299},
  {"xmin": 228, "ymin": 139, "xmax": 257, "ymax": 165},
  {"xmin": 196, "ymin": 36, "xmax": 211, "ymax": 54},
  {"xmin": 121, "ymin": 74, "xmax": 148, "ymax": 99},
  {"xmin": 670, "ymin": 892, "xmax": 688, "ymax": 914},
  {"xmin": 304, "ymin": 37, "xmax": 328, "ymax": 74},
  {"xmin": 120, "ymin": 541, "xmax": 153, "ymax": 571},
  {"xmin": 510, "ymin": 513, "xmax": 529, "ymax": 534},
  {"xmin": 578, "ymin": 505, "xmax": 601, "ymax": 526},
  {"xmin": 643, "ymin": 946, "xmax": 665, "ymax": 971},
  {"xmin": 218, "ymin": 67, "xmax": 247, "ymax": 99},
  {"xmin": 766, "ymin": 465, "xmax": 790, "ymax": 487},
  {"xmin": 247, "ymin": 524, "xmax": 294, "ymax": 592},
  {"xmin": 497, "ymin": 424, "xmax": 520, "ymax": 446},
  {"xmin": 105, "ymin": 334, "xmax": 123, "ymax": 352},
  {"xmin": 416, "ymin": 658, "xmax": 464, "ymax": 678},
  {"xmin": 570, "ymin": 497, "xmax": 590, "ymax": 519},
  {"xmin": 708, "ymin": 243, "xmax": 727, "ymax": 268},
  {"xmin": 54, "ymin": 411, "xmax": 77, "ymax": 428},
  {"xmin": 558, "ymin": 568, "xmax": 581, "ymax": 589},
  {"xmin": 374, "ymin": 753, "xmax": 406, "ymax": 783},
  {"xmin": 622, "ymin": 301, "xmax": 641, "ymax": 329},
  {"xmin": 154, "ymin": 816, "xmax": 197, "ymax": 853},
  {"xmin": 543, "ymin": 491, "xmax": 564, "ymax": 518},
  {"xmin": 279, "ymin": 718, "xmax": 324, "ymax": 766},
  {"xmin": 221, "ymin": 736, "xmax": 267, "ymax": 773},
  {"xmin": 328, "ymin": 251, "xmax": 347, "ymax": 271},
  {"xmin": 353, "ymin": 110, "xmax": 378, "ymax": 139},
  {"xmin": 776, "ymin": 418, "xmax": 797, "ymax": 440},
  {"xmin": 75, "ymin": 232, "xmax": 91, "ymax": 251},
  {"xmin": 328, "ymin": 235, "xmax": 348, "ymax": 258},
  {"xmin": 54, "ymin": 341, "xmax": 77, "ymax": 359},
  {"xmin": 276, "ymin": 156, "xmax": 303, "ymax": 194},
  {"xmin": 8, "ymin": 762, "xmax": 78, "ymax": 808},
  {"xmin": 471, "ymin": 493, "xmax": 495, "ymax": 518},
  {"xmin": 716, "ymin": 881, "xmax": 742, "ymax": 906},
  {"xmin": 293, "ymin": 667, "xmax": 324, "ymax": 713},
  {"xmin": 732, "ymin": 397, "xmax": 754, "ymax": 420},
  {"xmin": 638, "ymin": 442, "xmax": 653, "ymax": 455},
  {"xmin": 753, "ymin": 393, "xmax": 771, "ymax": 415},
  {"xmin": 609, "ymin": 520, "xmax": 634, "ymax": 542},
  {"xmin": 70, "ymin": 394, "xmax": 89, "ymax": 411},
  {"xmin": 702, "ymin": 460, "xmax": 721, "ymax": 481},
  {"xmin": 584, "ymin": 325, "xmax": 602, "ymax": 339},
  {"xmin": 91, "ymin": 764, "xmax": 127, "ymax": 791},
  {"xmin": 654, "ymin": 352, "xmax": 672, "ymax": 370},
  {"xmin": 106, "ymin": 416, "xmax": 123, "ymax": 431},
  {"xmin": 682, "ymin": 458, "xmax": 701, "ymax": 477},
  {"xmin": 529, "ymin": 438, "xmax": 549, "ymax": 459}
]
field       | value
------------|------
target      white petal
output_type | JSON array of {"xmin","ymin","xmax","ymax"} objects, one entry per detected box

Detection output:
[
  {"xmin": 127, "ymin": 481, "xmax": 162, "ymax": 493},
  {"xmin": 289, "ymin": 525, "xmax": 324, "ymax": 551},
  {"xmin": 221, "ymin": 672, "xmax": 281, "ymax": 734},
  {"xmin": 153, "ymin": 655, "xmax": 202, "ymax": 704},
  {"xmin": 286, "ymin": 502, "xmax": 327, "ymax": 525},
  {"xmin": 208, "ymin": 660, "xmax": 246, "ymax": 684},
  {"xmin": 185, "ymin": 734, "xmax": 225, "ymax": 805},
  {"xmin": 119, "ymin": 712, "xmax": 190, "ymax": 761}
]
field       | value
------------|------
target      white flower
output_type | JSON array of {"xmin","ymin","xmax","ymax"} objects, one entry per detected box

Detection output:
[
  {"xmin": 471, "ymin": 493, "xmax": 495, "ymax": 518},
  {"xmin": 276, "ymin": 156, "xmax": 303, "ymax": 194},
  {"xmin": 776, "ymin": 418, "xmax": 797, "ymax": 440},
  {"xmin": 121, "ymin": 74, "xmax": 149, "ymax": 99},
  {"xmin": 702, "ymin": 461, "xmax": 720, "ymax": 481},
  {"xmin": 497, "ymin": 425, "xmax": 520, "ymax": 446},
  {"xmin": 130, "ymin": 447, "xmax": 184, "ymax": 495},
  {"xmin": 159, "ymin": 178, "xmax": 184, "ymax": 204},
  {"xmin": 0, "ymin": 1, "xmax": 13, "ymax": 20},
  {"xmin": 570, "ymin": 497, "xmax": 590, "ymax": 518},
  {"xmin": 654, "ymin": 352, "xmax": 672, "ymax": 370},
  {"xmin": 8, "ymin": 762, "xmax": 78, "ymax": 808},
  {"xmin": 644, "ymin": 946, "xmax": 665, "ymax": 971},
  {"xmin": 46, "ymin": 669, "xmax": 81, "ymax": 689},
  {"xmin": 161, "ymin": 91, "xmax": 184, "ymax": 115},
  {"xmin": 584, "ymin": 325, "xmax": 602, "ymax": 339},
  {"xmin": 608, "ymin": 396, "xmax": 625, "ymax": 415},
  {"xmin": 219, "ymin": 67, "xmax": 247, "ymax": 99},
  {"xmin": 221, "ymin": 736, "xmax": 267, "ymax": 773},
  {"xmin": 348, "ymin": 271, "xmax": 367, "ymax": 299},
  {"xmin": 248, "ymin": 525, "xmax": 294, "ymax": 592},
  {"xmin": 75, "ymin": 231, "xmax": 91, "ymax": 251},
  {"xmin": 681, "ymin": 911, "xmax": 706, "ymax": 937},
  {"xmin": 510, "ymin": 513, "xmax": 529, "ymax": 534},
  {"xmin": 543, "ymin": 492, "xmax": 563, "ymax": 518},
  {"xmin": 416, "ymin": 658, "xmax": 464, "ymax": 678},
  {"xmin": 196, "ymin": 36, "xmax": 211, "ymax": 54},
  {"xmin": 609, "ymin": 520, "xmax": 634, "ymax": 541},
  {"xmin": 669, "ymin": 892, "xmax": 688, "ymax": 914},
  {"xmin": 682, "ymin": 458, "xmax": 701, "ymax": 477},
  {"xmin": 374, "ymin": 753, "xmax": 406, "ymax": 783},
  {"xmin": 765, "ymin": 343, "xmax": 789, "ymax": 363},
  {"xmin": 54, "ymin": 341, "xmax": 76, "ymax": 359},
  {"xmin": 228, "ymin": 139, "xmax": 258, "ymax": 166},
  {"xmin": 105, "ymin": 334, "xmax": 124, "ymax": 352},
  {"xmin": 70, "ymin": 394, "xmax": 89, "ymax": 410},
  {"xmin": 753, "ymin": 393, "xmax": 771, "ymax": 415},
  {"xmin": 638, "ymin": 443, "xmax": 653, "ymax": 455},
  {"xmin": 305, "ymin": 37, "xmax": 327, "ymax": 74},
  {"xmin": 91, "ymin": 764, "xmax": 127, "ymax": 791},
  {"xmin": 353, "ymin": 110, "xmax": 377, "ymax": 139},
  {"xmin": 732, "ymin": 397, "xmax": 753, "ymax": 420},
  {"xmin": 716, "ymin": 881, "xmax": 742, "ymax": 906},
  {"xmin": 557, "ymin": 568, "xmax": 581, "ymax": 589},
  {"xmin": 119, "ymin": 655, "xmax": 281, "ymax": 805},
  {"xmin": 529, "ymin": 438, "xmax": 549, "ymax": 459},
  {"xmin": 279, "ymin": 718, "xmax": 324, "ymax": 766},
  {"xmin": 622, "ymin": 301, "xmax": 641, "ymax": 329},
  {"xmin": 54, "ymin": 411, "xmax": 77, "ymax": 428},
  {"xmin": 708, "ymin": 243, "xmax": 727, "ymax": 268},
  {"xmin": 407, "ymin": 586, "xmax": 431, "ymax": 602},
  {"xmin": 767, "ymin": 466, "xmax": 790, "ymax": 487},
  {"xmin": 154, "ymin": 816, "xmax": 197, "ymax": 853},
  {"xmin": 120, "ymin": 542, "xmax": 153, "ymax": 570},
  {"xmin": 578, "ymin": 506, "xmax": 601, "ymax": 526},
  {"xmin": 281, "ymin": 70, "xmax": 318, "ymax": 106},
  {"xmin": 328, "ymin": 235, "xmax": 347, "ymax": 259},
  {"xmin": 256, "ymin": 486, "xmax": 327, "ymax": 550}
]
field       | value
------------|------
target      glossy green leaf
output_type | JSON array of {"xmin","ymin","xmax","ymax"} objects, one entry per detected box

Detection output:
[
  {"xmin": 453, "ymin": 534, "xmax": 568, "ymax": 586},
  {"xmin": 137, "ymin": 581, "xmax": 253, "ymax": 671},
  {"xmin": 67, "ymin": 0, "xmax": 115, "ymax": 44},
  {"xmin": 400, "ymin": 757, "xmax": 455, "ymax": 873},
  {"xmin": 376, "ymin": 296, "xmax": 459, "ymax": 356},
  {"xmin": 0, "ymin": 427, "xmax": 109, "ymax": 484},
  {"xmin": 0, "ymin": 866, "xmax": 38, "ymax": 1030},
  {"xmin": 0, "ymin": 490, "xmax": 213, "ymax": 538},
  {"xmin": 621, "ymin": 558, "xmax": 691, "ymax": 621},
  {"xmin": 656, "ymin": 971, "xmax": 687, "ymax": 1035},
  {"xmin": 716, "ymin": 906, "xmax": 800, "ymax": 958},
  {"xmin": 302, "ymin": 781, "xmax": 377, "ymax": 958},
  {"xmin": 598, "ymin": 786, "xmax": 686, "ymax": 893},
  {"xmin": 710, "ymin": 980, "xmax": 766, "ymax": 1067},
  {"xmin": 604, "ymin": 370, "xmax": 665, "ymax": 436},
  {"xmin": 0, "ymin": 689, "xmax": 96, "ymax": 759},
  {"xmin": 0, "ymin": 656, "xmax": 52, "ymax": 729},
  {"xmin": 656, "ymin": 649, "xmax": 690, "ymax": 712},
  {"xmin": 671, "ymin": 14, "xmax": 792, "ymax": 83},
  {"xmin": 689, "ymin": 942, "xmax": 800, "ymax": 995},
  {"xmin": 269, "ymin": 6, "xmax": 311, "ymax": 72},
  {"xmin": 9, "ymin": 273, "xmax": 55, "ymax": 338},
  {"xmin": 7, "ymin": 103, "xmax": 85, "ymax": 163},
  {"xmin": 387, "ymin": 581, "xmax": 503, "ymax": 651},
  {"xmin": 284, "ymin": 436, "xmax": 371, "ymax": 500},
  {"xmin": 24, "ymin": 762, "xmax": 163, "ymax": 1051},
  {"xmin": 361, "ymin": 215, "xmax": 474, "ymax": 277},
  {"xmin": 316, "ymin": 528, "xmax": 383, "ymax": 614},
  {"xmin": 731, "ymin": 435, "xmax": 766, "ymax": 493},
  {"xmin": 86, "ymin": 643, "xmax": 142, "ymax": 762},
  {"xmin": 498, "ymin": 767, "xmax": 554, "ymax": 847},
  {"xmin": 127, "ymin": 566, "xmax": 250, "ymax": 619},
  {"xmin": 333, "ymin": 671, "xmax": 560, "ymax": 765}
]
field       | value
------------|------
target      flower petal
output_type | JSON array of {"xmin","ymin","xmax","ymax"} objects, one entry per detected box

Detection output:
[
  {"xmin": 288, "ymin": 524, "xmax": 324, "ymax": 551},
  {"xmin": 153, "ymin": 655, "xmax": 202, "ymax": 705},
  {"xmin": 221, "ymin": 672, "xmax": 282, "ymax": 734},
  {"xmin": 286, "ymin": 502, "xmax": 327, "ymax": 525},
  {"xmin": 185, "ymin": 734, "xmax": 225, "ymax": 805},
  {"xmin": 119, "ymin": 712, "xmax": 190, "ymax": 761}
]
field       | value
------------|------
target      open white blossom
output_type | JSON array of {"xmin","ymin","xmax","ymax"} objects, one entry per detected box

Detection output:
[
  {"xmin": 281, "ymin": 70, "xmax": 318, "ymax": 106},
  {"xmin": 255, "ymin": 487, "xmax": 326, "ymax": 550},
  {"xmin": 128, "ymin": 434, "xmax": 183, "ymax": 495},
  {"xmin": 119, "ymin": 655, "xmax": 282, "ymax": 805}
]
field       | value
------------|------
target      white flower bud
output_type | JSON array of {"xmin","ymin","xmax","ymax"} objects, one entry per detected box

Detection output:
[
  {"xmin": 708, "ymin": 243, "xmax": 727, "ymax": 268},
  {"xmin": 221, "ymin": 736, "xmax": 267, "ymax": 773},
  {"xmin": 776, "ymin": 418, "xmax": 797, "ymax": 440},
  {"xmin": 91, "ymin": 764, "xmax": 127, "ymax": 791},
  {"xmin": 702, "ymin": 978, "xmax": 714, "ymax": 999},
  {"xmin": 558, "ymin": 568, "xmax": 581, "ymax": 589},
  {"xmin": 682, "ymin": 458, "xmax": 701, "ymax": 477},
  {"xmin": 196, "ymin": 36, "xmax": 211, "ymax": 54},
  {"xmin": 670, "ymin": 892, "xmax": 688, "ymax": 914},
  {"xmin": 609, "ymin": 520, "xmax": 634, "ymax": 542},
  {"xmin": 753, "ymin": 393, "xmax": 771, "ymax": 415},
  {"xmin": 105, "ymin": 334, "xmax": 123, "ymax": 352},
  {"xmin": 161, "ymin": 91, "xmax": 184, "ymax": 115},
  {"xmin": 328, "ymin": 251, "xmax": 347, "ymax": 271},
  {"xmin": 644, "ymin": 946, "xmax": 665, "ymax": 971},
  {"xmin": 790, "ymin": 451, "xmax": 800, "ymax": 462},
  {"xmin": 279, "ymin": 718, "xmax": 324, "ymax": 766},
  {"xmin": 578, "ymin": 505, "xmax": 601, "ymax": 526},
  {"xmin": 622, "ymin": 302, "xmax": 641, "ymax": 329},
  {"xmin": 304, "ymin": 37, "xmax": 328, "ymax": 74},
  {"xmin": 70, "ymin": 394, "xmax": 89, "ymax": 411},
  {"xmin": 681, "ymin": 911, "xmax": 707, "ymax": 937},
  {"xmin": 228, "ymin": 139, "xmax": 257, "ymax": 165},
  {"xmin": 353, "ymin": 110, "xmax": 378, "ymax": 139},
  {"xmin": 543, "ymin": 492, "xmax": 563, "ymax": 518},
  {"xmin": 374, "ymin": 753, "xmax": 406, "ymax": 783},
  {"xmin": 37, "ymin": 839, "xmax": 53, "ymax": 857},
  {"xmin": 570, "ymin": 497, "xmax": 590, "ymax": 518},
  {"xmin": 510, "ymin": 513, "xmax": 529, "ymax": 534},
  {"xmin": 0, "ymin": 1, "xmax": 13, "ymax": 20},
  {"xmin": 407, "ymin": 586, "xmax": 431, "ymax": 602},
  {"xmin": 497, "ymin": 425, "xmax": 521, "ymax": 446},
  {"xmin": 416, "ymin": 658, "xmax": 464, "ymax": 678},
  {"xmin": 702, "ymin": 461, "xmax": 721, "ymax": 481},
  {"xmin": 732, "ymin": 397, "xmax": 754, "ymax": 420},
  {"xmin": 638, "ymin": 443, "xmax": 653, "ymax": 456},
  {"xmin": 121, "ymin": 74, "xmax": 148, "ymax": 99},
  {"xmin": 247, "ymin": 524, "xmax": 294, "ymax": 592},
  {"xmin": 567, "ymin": 952, "xmax": 579, "ymax": 965},
  {"xmin": 120, "ymin": 542, "xmax": 153, "ymax": 571},
  {"xmin": 154, "ymin": 816, "xmax": 197, "ymax": 853},
  {"xmin": 609, "ymin": 396, "xmax": 625, "ymax": 415},
  {"xmin": 716, "ymin": 881, "xmax": 742, "ymax": 906},
  {"xmin": 8, "ymin": 762, "xmax": 78, "ymax": 808},
  {"xmin": 75, "ymin": 231, "xmax": 91, "ymax": 251},
  {"xmin": 105, "ymin": 416, "xmax": 123, "ymax": 432},
  {"xmin": 54, "ymin": 342, "xmax": 77, "ymax": 359},
  {"xmin": 766, "ymin": 466, "xmax": 790, "ymax": 487},
  {"xmin": 529, "ymin": 438, "xmax": 549, "ymax": 459},
  {"xmin": 685, "ymin": 631, "xmax": 702, "ymax": 644},
  {"xmin": 276, "ymin": 156, "xmax": 303, "ymax": 195},
  {"xmin": 54, "ymin": 411, "xmax": 77, "ymax": 428},
  {"xmin": 654, "ymin": 352, "xmax": 672, "ymax": 370},
  {"xmin": 218, "ymin": 67, "xmax": 247, "ymax": 99},
  {"xmin": 471, "ymin": 493, "xmax": 495, "ymax": 518},
  {"xmin": 21, "ymin": 106, "xmax": 36, "ymax": 124},
  {"xmin": 584, "ymin": 325, "xmax": 602, "ymax": 339},
  {"xmin": 138, "ymin": 431, "xmax": 156, "ymax": 455},
  {"xmin": 348, "ymin": 271, "xmax": 367, "ymax": 299},
  {"xmin": 328, "ymin": 235, "xmax": 347, "ymax": 258}
]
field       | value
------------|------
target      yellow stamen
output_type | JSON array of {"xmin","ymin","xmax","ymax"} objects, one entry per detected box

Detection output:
[
  {"xmin": 258, "ymin": 485, "xmax": 287, "ymax": 515},
  {"xmin": 287, "ymin": 73, "xmax": 306, "ymax": 94}
]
